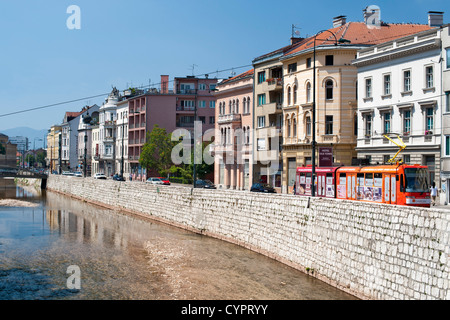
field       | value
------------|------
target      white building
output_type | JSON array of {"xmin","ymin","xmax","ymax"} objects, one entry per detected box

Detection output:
[
  {"xmin": 98, "ymin": 88, "xmax": 120, "ymax": 177},
  {"xmin": 440, "ymin": 22, "xmax": 450, "ymax": 204},
  {"xmin": 353, "ymin": 20, "xmax": 444, "ymax": 189},
  {"xmin": 115, "ymin": 99, "xmax": 129, "ymax": 177}
]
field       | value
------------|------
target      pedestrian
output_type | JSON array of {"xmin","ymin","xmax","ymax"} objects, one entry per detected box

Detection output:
[
  {"xmin": 430, "ymin": 182, "xmax": 438, "ymax": 206},
  {"xmin": 293, "ymin": 184, "xmax": 296, "ymax": 195},
  {"xmin": 129, "ymin": 173, "xmax": 132, "ymax": 181}
]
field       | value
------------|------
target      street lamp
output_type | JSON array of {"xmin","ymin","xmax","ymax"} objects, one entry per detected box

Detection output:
[{"xmin": 311, "ymin": 30, "xmax": 350, "ymax": 197}]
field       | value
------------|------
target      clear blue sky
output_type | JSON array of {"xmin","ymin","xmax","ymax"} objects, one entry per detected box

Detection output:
[{"xmin": 0, "ymin": 0, "xmax": 448, "ymax": 132}]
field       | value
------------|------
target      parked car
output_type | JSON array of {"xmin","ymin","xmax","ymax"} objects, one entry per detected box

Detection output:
[
  {"xmin": 62, "ymin": 171, "xmax": 74, "ymax": 176},
  {"xmin": 113, "ymin": 174, "xmax": 125, "ymax": 181},
  {"xmin": 157, "ymin": 177, "xmax": 171, "ymax": 185},
  {"xmin": 74, "ymin": 172, "xmax": 83, "ymax": 177},
  {"xmin": 94, "ymin": 173, "xmax": 107, "ymax": 180},
  {"xmin": 146, "ymin": 177, "xmax": 164, "ymax": 184},
  {"xmin": 250, "ymin": 183, "xmax": 275, "ymax": 193},
  {"xmin": 195, "ymin": 179, "xmax": 216, "ymax": 189}
]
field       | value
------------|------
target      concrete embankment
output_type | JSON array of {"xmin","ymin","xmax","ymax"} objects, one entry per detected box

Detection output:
[{"xmin": 46, "ymin": 175, "xmax": 449, "ymax": 300}]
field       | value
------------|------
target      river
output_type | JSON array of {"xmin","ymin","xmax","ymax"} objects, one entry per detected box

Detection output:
[{"xmin": 0, "ymin": 179, "xmax": 357, "ymax": 300}]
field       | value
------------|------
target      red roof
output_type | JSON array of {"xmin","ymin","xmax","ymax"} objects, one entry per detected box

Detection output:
[
  {"xmin": 219, "ymin": 69, "xmax": 254, "ymax": 85},
  {"xmin": 284, "ymin": 22, "xmax": 433, "ymax": 57}
]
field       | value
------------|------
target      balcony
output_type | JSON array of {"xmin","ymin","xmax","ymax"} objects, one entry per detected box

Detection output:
[
  {"xmin": 176, "ymin": 122, "xmax": 194, "ymax": 128},
  {"xmin": 176, "ymin": 106, "xmax": 195, "ymax": 112},
  {"xmin": 263, "ymin": 102, "xmax": 282, "ymax": 115},
  {"xmin": 103, "ymin": 120, "xmax": 116, "ymax": 128},
  {"xmin": 262, "ymin": 78, "xmax": 282, "ymax": 92},
  {"xmin": 177, "ymin": 89, "xmax": 197, "ymax": 95},
  {"xmin": 104, "ymin": 136, "xmax": 114, "ymax": 143},
  {"xmin": 217, "ymin": 114, "xmax": 241, "ymax": 124}
]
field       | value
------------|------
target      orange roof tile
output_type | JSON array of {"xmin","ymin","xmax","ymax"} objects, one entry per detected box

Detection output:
[
  {"xmin": 219, "ymin": 69, "xmax": 254, "ymax": 85},
  {"xmin": 284, "ymin": 22, "xmax": 433, "ymax": 57}
]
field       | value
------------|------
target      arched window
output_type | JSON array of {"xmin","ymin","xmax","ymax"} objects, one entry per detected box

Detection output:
[
  {"xmin": 325, "ymin": 80, "xmax": 333, "ymax": 100},
  {"xmin": 243, "ymin": 98, "xmax": 246, "ymax": 114},
  {"xmin": 287, "ymin": 118, "xmax": 291, "ymax": 137},
  {"xmin": 293, "ymin": 85, "xmax": 297, "ymax": 105},
  {"xmin": 236, "ymin": 99, "xmax": 239, "ymax": 114},
  {"xmin": 247, "ymin": 126, "xmax": 250, "ymax": 144},
  {"xmin": 229, "ymin": 101, "xmax": 232, "ymax": 114},
  {"xmin": 293, "ymin": 118, "xmax": 297, "ymax": 137},
  {"xmin": 306, "ymin": 82, "xmax": 311, "ymax": 103}
]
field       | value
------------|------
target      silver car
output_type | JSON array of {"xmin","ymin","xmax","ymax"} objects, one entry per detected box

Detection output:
[{"xmin": 146, "ymin": 177, "xmax": 164, "ymax": 184}]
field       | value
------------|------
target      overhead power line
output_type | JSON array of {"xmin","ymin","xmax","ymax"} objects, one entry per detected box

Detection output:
[{"xmin": 0, "ymin": 64, "xmax": 253, "ymax": 119}]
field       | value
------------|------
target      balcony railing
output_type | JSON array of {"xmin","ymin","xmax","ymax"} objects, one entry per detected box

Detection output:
[
  {"xmin": 176, "ymin": 106, "xmax": 195, "ymax": 111},
  {"xmin": 176, "ymin": 122, "xmax": 194, "ymax": 128},
  {"xmin": 263, "ymin": 78, "xmax": 283, "ymax": 92},
  {"xmin": 217, "ymin": 114, "xmax": 241, "ymax": 124}
]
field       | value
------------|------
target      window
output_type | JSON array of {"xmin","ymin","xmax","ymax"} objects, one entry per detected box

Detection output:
[
  {"xmin": 383, "ymin": 155, "xmax": 391, "ymax": 164},
  {"xmin": 257, "ymin": 94, "xmax": 266, "ymax": 106},
  {"xmin": 383, "ymin": 112, "xmax": 391, "ymax": 134},
  {"xmin": 293, "ymin": 85, "xmax": 297, "ymax": 105},
  {"xmin": 288, "ymin": 63, "xmax": 297, "ymax": 73},
  {"xmin": 446, "ymin": 48, "xmax": 450, "ymax": 69},
  {"xmin": 209, "ymin": 116, "xmax": 215, "ymax": 124},
  {"xmin": 293, "ymin": 118, "xmax": 297, "ymax": 137},
  {"xmin": 209, "ymin": 84, "xmax": 216, "ymax": 90},
  {"xmin": 446, "ymin": 92, "xmax": 450, "ymax": 112},
  {"xmin": 403, "ymin": 70, "xmax": 411, "ymax": 92},
  {"xmin": 425, "ymin": 66, "xmax": 434, "ymax": 88},
  {"xmin": 209, "ymin": 101, "xmax": 215, "ymax": 108},
  {"xmin": 306, "ymin": 82, "xmax": 311, "ymax": 103},
  {"xmin": 199, "ymin": 83, "xmax": 206, "ymax": 90},
  {"xmin": 198, "ymin": 100, "xmax": 206, "ymax": 108},
  {"xmin": 325, "ymin": 55, "xmax": 334, "ymax": 66},
  {"xmin": 257, "ymin": 138, "xmax": 266, "ymax": 151},
  {"xmin": 446, "ymin": 136, "xmax": 450, "ymax": 156},
  {"xmin": 365, "ymin": 78, "xmax": 372, "ymax": 98},
  {"xmin": 306, "ymin": 57, "xmax": 312, "ymax": 68},
  {"xmin": 306, "ymin": 116, "xmax": 311, "ymax": 136},
  {"xmin": 325, "ymin": 115, "xmax": 333, "ymax": 134},
  {"xmin": 325, "ymin": 80, "xmax": 333, "ymax": 100},
  {"xmin": 287, "ymin": 87, "xmax": 291, "ymax": 105},
  {"xmin": 383, "ymin": 74, "xmax": 391, "ymax": 95},
  {"xmin": 426, "ymin": 107, "xmax": 434, "ymax": 132},
  {"xmin": 287, "ymin": 119, "xmax": 291, "ymax": 137},
  {"xmin": 258, "ymin": 71, "xmax": 266, "ymax": 84},
  {"xmin": 199, "ymin": 116, "xmax": 205, "ymax": 124},
  {"xmin": 403, "ymin": 154, "xmax": 411, "ymax": 164},
  {"xmin": 365, "ymin": 114, "xmax": 372, "ymax": 137},
  {"xmin": 257, "ymin": 116, "xmax": 265, "ymax": 128},
  {"xmin": 403, "ymin": 110, "xmax": 411, "ymax": 134}
]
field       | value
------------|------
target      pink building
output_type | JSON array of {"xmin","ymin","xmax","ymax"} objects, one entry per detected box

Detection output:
[
  {"xmin": 128, "ymin": 75, "xmax": 217, "ymax": 177},
  {"xmin": 213, "ymin": 69, "xmax": 254, "ymax": 190}
]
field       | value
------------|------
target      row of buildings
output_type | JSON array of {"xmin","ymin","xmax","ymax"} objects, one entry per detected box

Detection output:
[
  {"xmin": 212, "ymin": 6, "xmax": 450, "ymax": 203},
  {"xmin": 46, "ymin": 5, "xmax": 450, "ymax": 204},
  {"xmin": 46, "ymin": 76, "xmax": 218, "ymax": 179}
]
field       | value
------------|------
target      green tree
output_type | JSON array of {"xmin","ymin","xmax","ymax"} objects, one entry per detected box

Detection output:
[
  {"xmin": 139, "ymin": 125, "xmax": 174, "ymax": 176},
  {"xmin": 36, "ymin": 150, "xmax": 47, "ymax": 167},
  {"xmin": 0, "ymin": 142, "xmax": 5, "ymax": 155}
]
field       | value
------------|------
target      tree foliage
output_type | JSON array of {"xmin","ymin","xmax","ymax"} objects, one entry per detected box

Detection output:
[{"xmin": 139, "ymin": 125, "xmax": 174, "ymax": 176}]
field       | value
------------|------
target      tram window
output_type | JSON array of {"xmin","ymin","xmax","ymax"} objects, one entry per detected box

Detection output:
[
  {"xmin": 357, "ymin": 173, "xmax": 364, "ymax": 186},
  {"xmin": 365, "ymin": 173, "xmax": 373, "ymax": 186},
  {"xmin": 339, "ymin": 173, "xmax": 346, "ymax": 185},
  {"xmin": 374, "ymin": 173, "xmax": 382, "ymax": 187},
  {"xmin": 400, "ymin": 174, "xmax": 405, "ymax": 192}
]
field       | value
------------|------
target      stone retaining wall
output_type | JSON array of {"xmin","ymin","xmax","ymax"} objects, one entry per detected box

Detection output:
[{"xmin": 46, "ymin": 175, "xmax": 449, "ymax": 300}]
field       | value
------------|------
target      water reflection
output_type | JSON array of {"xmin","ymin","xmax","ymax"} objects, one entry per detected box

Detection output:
[{"xmin": 0, "ymin": 184, "xmax": 358, "ymax": 300}]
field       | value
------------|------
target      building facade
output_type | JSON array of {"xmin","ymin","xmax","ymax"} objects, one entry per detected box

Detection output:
[
  {"xmin": 213, "ymin": 69, "xmax": 254, "ymax": 190},
  {"xmin": 353, "ymin": 25, "xmax": 443, "ymax": 191},
  {"xmin": 278, "ymin": 6, "xmax": 433, "ymax": 193},
  {"xmin": 46, "ymin": 125, "xmax": 62, "ymax": 173},
  {"xmin": 439, "ymin": 22, "xmax": 450, "ymax": 204},
  {"xmin": 115, "ymin": 99, "xmax": 129, "ymax": 177},
  {"xmin": 128, "ymin": 75, "xmax": 217, "ymax": 179}
]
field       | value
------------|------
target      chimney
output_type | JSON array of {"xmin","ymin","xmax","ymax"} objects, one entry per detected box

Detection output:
[
  {"xmin": 363, "ymin": 5, "xmax": 381, "ymax": 28},
  {"xmin": 428, "ymin": 11, "xmax": 444, "ymax": 27},
  {"xmin": 290, "ymin": 37, "xmax": 304, "ymax": 45},
  {"xmin": 160, "ymin": 75, "xmax": 169, "ymax": 94},
  {"xmin": 333, "ymin": 15, "xmax": 347, "ymax": 27}
]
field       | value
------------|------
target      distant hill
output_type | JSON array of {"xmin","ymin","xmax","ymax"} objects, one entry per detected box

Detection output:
[{"xmin": 0, "ymin": 127, "xmax": 48, "ymax": 148}]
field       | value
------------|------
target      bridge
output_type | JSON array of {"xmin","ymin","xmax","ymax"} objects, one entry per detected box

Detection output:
[{"xmin": 0, "ymin": 167, "xmax": 48, "ymax": 189}]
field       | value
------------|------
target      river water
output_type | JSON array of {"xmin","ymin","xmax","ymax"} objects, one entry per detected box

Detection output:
[{"xmin": 0, "ymin": 179, "xmax": 357, "ymax": 300}]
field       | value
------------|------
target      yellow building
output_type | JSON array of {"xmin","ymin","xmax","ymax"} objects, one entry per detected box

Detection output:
[{"xmin": 46, "ymin": 125, "xmax": 62, "ymax": 173}]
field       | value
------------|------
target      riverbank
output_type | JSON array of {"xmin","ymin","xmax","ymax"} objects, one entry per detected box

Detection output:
[{"xmin": 45, "ymin": 175, "xmax": 449, "ymax": 300}]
